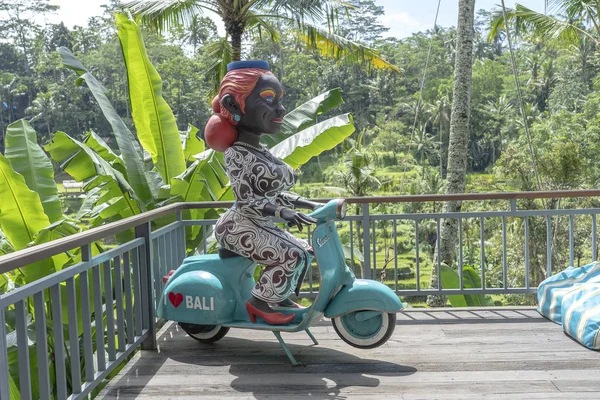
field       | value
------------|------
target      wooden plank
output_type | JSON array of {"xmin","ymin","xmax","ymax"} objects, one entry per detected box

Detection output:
[
  {"xmin": 99, "ymin": 312, "xmax": 600, "ymax": 400},
  {"xmin": 101, "ymin": 394, "xmax": 600, "ymax": 400}
]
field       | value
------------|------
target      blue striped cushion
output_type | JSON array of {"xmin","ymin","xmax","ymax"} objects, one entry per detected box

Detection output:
[
  {"xmin": 537, "ymin": 262, "xmax": 600, "ymax": 324},
  {"xmin": 561, "ymin": 283, "xmax": 600, "ymax": 350}
]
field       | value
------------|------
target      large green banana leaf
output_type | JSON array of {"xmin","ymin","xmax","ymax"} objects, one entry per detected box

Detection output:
[
  {"xmin": 261, "ymin": 88, "xmax": 344, "ymax": 147},
  {"xmin": 0, "ymin": 228, "xmax": 14, "ymax": 257},
  {"xmin": 271, "ymin": 113, "xmax": 355, "ymax": 169},
  {"xmin": 46, "ymin": 132, "xmax": 134, "ymax": 194},
  {"xmin": 5, "ymin": 120, "xmax": 62, "ymax": 223},
  {"xmin": 45, "ymin": 132, "xmax": 141, "ymax": 224},
  {"xmin": 116, "ymin": 13, "xmax": 186, "ymax": 182},
  {"xmin": 58, "ymin": 47, "xmax": 155, "ymax": 209},
  {"xmin": 31, "ymin": 220, "xmax": 80, "ymax": 277},
  {"xmin": 0, "ymin": 154, "xmax": 50, "ymax": 250},
  {"xmin": 0, "ymin": 153, "xmax": 55, "ymax": 282},
  {"xmin": 170, "ymin": 150, "xmax": 232, "ymax": 253},
  {"xmin": 181, "ymin": 124, "xmax": 204, "ymax": 163},
  {"xmin": 83, "ymin": 130, "xmax": 120, "ymax": 163},
  {"xmin": 440, "ymin": 264, "xmax": 494, "ymax": 307}
]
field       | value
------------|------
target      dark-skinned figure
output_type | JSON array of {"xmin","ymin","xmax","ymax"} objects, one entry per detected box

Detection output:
[{"xmin": 205, "ymin": 60, "xmax": 321, "ymax": 325}]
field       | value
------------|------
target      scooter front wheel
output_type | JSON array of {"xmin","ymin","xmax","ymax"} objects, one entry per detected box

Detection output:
[
  {"xmin": 178, "ymin": 323, "xmax": 230, "ymax": 343},
  {"xmin": 331, "ymin": 311, "xmax": 396, "ymax": 349}
]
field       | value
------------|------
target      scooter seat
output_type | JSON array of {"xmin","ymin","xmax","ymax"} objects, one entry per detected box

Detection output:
[{"xmin": 218, "ymin": 248, "xmax": 242, "ymax": 258}]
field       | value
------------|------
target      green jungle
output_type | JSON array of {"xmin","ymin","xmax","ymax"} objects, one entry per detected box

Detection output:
[
  {"xmin": 3, "ymin": 0, "xmax": 600, "ymax": 313},
  {"xmin": 5, "ymin": 0, "xmax": 600, "ymax": 397}
]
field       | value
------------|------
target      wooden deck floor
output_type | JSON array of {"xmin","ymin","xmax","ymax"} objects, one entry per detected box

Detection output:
[{"xmin": 98, "ymin": 307, "xmax": 600, "ymax": 399}]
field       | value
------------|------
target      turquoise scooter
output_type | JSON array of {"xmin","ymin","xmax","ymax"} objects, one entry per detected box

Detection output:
[{"xmin": 158, "ymin": 199, "xmax": 404, "ymax": 364}]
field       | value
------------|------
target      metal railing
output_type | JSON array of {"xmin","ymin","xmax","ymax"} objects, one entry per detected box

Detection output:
[{"xmin": 1, "ymin": 190, "xmax": 600, "ymax": 399}]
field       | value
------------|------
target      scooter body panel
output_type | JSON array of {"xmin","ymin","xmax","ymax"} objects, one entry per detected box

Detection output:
[
  {"xmin": 310, "ymin": 220, "xmax": 354, "ymax": 312},
  {"xmin": 323, "ymin": 279, "xmax": 404, "ymax": 318},
  {"xmin": 158, "ymin": 254, "xmax": 255, "ymax": 325}
]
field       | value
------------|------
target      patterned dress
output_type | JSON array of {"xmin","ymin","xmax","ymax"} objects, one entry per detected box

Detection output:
[{"xmin": 215, "ymin": 143, "xmax": 312, "ymax": 303}]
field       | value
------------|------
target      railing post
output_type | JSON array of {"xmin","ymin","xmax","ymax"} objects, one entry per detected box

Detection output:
[
  {"xmin": 0, "ymin": 307, "xmax": 9, "ymax": 400},
  {"xmin": 362, "ymin": 203, "xmax": 371, "ymax": 279},
  {"xmin": 136, "ymin": 222, "xmax": 156, "ymax": 350},
  {"xmin": 176, "ymin": 210, "xmax": 186, "ymax": 263}
]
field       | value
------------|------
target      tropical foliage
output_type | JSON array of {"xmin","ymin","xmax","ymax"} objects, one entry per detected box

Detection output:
[
  {"xmin": 0, "ymin": 9, "xmax": 356, "ymax": 397},
  {"xmin": 2, "ymin": 0, "xmax": 600, "ymax": 307},
  {"xmin": 120, "ymin": 0, "xmax": 398, "ymax": 78}
]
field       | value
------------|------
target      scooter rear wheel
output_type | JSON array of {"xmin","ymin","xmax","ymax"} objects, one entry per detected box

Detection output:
[
  {"xmin": 179, "ymin": 323, "xmax": 230, "ymax": 343},
  {"xmin": 332, "ymin": 311, "xmax": 396, "ymax": 349}
]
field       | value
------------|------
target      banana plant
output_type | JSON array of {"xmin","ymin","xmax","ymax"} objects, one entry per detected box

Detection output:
[
  {"xmin": 440, "ymin": 263, "xmax": 494, "ymax": 307},
  {"xmin": 2, "ymin": 13, "xmax": 356, "ymax": 398},
  {"xmin": 52, "ymin": 14, "xmax": 354, "ymax": 254},
  {"xmin": 0, "ymin": 119, "xmax": 106, "ymax": 400}
]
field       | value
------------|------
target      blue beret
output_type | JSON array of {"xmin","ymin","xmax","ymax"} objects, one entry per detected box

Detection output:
[{"xmin": 227, "ymin": 60, "xmax": 270, "ymax": 71}]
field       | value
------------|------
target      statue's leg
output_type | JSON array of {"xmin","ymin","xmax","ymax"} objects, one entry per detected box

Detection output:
[{"xmin": 251, "ymin": 230, "xmax": 311, "ymax": 305}]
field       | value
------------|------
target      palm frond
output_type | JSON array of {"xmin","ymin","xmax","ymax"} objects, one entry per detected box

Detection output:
[
  {"xmin": 488, "ymin": 4, "xmax": 596, "ymax": 47},
  {"xmin": 296, "ymin": 23, "xmax": 400, "ymax": 72},
  {"xmin": 245, "ymin": 11, "xmax": 280, "ymax": 42},
  {"xmin": 255, "ymin": 0, "xmax": 353, "ymax": 24},
  {"xmin": 547, "ymin": 0, "xmax": 582, "ymax": 17},
  {"xmin": 120, "ymin": 0, "xmax": 217, "ymax": 32},
  {"xmin": 203, "ymin": 38, "xmax": 233, "ymax": 98}
]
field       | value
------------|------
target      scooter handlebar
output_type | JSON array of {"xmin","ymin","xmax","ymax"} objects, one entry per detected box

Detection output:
[{"xmin": 284, "ymin": 199, "xmax": 347, "ymax": 228}]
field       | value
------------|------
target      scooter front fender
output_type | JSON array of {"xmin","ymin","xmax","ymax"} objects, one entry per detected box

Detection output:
[{"xmin": 324, "ymin": 279, "xmax": 404, "ymax": 318}]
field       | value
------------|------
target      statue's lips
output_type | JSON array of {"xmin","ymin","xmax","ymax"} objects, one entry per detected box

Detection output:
[{"xmin": 271, "ymin": 118, "xmax": 283, "ymax": 123}]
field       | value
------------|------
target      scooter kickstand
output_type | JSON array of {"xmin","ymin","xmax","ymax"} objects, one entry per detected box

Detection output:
[
  {"xmin": 272, "ymin": 331, "xmax": 299, "ymax": 366},
  {"xmin": 305, "ymin": 328, "xmax": 319, "ymax": 345}
]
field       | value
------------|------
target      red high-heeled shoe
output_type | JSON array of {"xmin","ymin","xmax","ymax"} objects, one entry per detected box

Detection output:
[
  {"xmin": 245, "ymin": 301, "xmax": 295, "ymax": 325},
  {"xmin": 162, "ymin": 269, "xmax": 175, "ymax": 284}
]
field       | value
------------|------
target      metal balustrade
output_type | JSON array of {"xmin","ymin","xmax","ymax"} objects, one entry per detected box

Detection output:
[{"xmin": 1, "ymin": 190, "xmax": 600, "ymax": 399}]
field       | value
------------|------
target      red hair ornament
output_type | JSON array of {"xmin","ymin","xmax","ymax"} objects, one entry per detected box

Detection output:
[{"xmin": 204, "ymin": 96, "xmax": 237, "ymax": 152}]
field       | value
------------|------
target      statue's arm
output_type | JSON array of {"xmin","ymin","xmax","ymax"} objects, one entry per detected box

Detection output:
[{"xmin": 276, "ymin": 192, "xmax": 323, "ymax": 211}]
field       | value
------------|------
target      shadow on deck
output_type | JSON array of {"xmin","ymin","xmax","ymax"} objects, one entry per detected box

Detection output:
[{"xmin": 98, "ymin": 307, "xmax": 600, "ymax": 399}]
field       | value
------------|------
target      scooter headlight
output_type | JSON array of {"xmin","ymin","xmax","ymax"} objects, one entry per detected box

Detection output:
[{"xmin": 336, "ymin": 199, "xmax": 348, "ymax": 219}]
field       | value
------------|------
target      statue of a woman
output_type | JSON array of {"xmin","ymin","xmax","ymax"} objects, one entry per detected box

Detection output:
[{"xmin": 205, "ymin": 60, "xmax": 320, "ymax": 325}]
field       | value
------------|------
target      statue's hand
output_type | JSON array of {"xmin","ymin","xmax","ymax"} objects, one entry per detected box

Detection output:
[
  {"xmin": 312, "ymin": 202, "xmax": 325, "ymax": 211},
  {"xmin": 281, "ymin": 209, "xmax": 317, "ymax": 231}
]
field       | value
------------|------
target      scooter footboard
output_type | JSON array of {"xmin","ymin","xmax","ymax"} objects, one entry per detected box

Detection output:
[
  {"xmin": 158, "ymin": 270, "xmax": 236, "ymax": 325},
  {"xmin": 324, "ymin": 279, "xmax": 404, "ymax": 318}
]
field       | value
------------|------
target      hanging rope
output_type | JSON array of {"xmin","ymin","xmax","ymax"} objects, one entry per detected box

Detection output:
[
  {"xmin": 500, "ymin": 0, "xmax": 543, "ymax": 191},
  {"xmin": 399, "ymin": 0, "xmax": 442, "ymax": 193}
]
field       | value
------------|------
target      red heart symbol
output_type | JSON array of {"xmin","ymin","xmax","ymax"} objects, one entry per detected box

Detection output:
[{"xmin": 168, "ymin": 292, "xmax": 183, "ymax": 308}]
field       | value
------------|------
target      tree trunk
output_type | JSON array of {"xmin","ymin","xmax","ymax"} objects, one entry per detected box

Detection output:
[
  {"xmin": 427, "ymin": 0, "xmax": 475, "ymax": 307},
  {"xmin": 230, "ymin": 29, "xmax": 243, "ymax": 62}
]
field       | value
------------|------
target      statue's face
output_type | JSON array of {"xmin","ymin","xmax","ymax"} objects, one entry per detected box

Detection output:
[{"xmin": 238, "ymin": 74, "xmax": 286, "ymax": 135}]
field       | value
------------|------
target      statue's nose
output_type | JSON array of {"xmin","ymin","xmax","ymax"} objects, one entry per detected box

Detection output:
[{"xmin": 276, "ymin": 104, "xmax": 285, "ymax": 117}]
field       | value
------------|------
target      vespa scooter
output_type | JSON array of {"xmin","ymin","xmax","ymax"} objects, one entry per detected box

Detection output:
[{"xmin": 158, "ymin": 198, "xmax": 404, "ymax": 364}]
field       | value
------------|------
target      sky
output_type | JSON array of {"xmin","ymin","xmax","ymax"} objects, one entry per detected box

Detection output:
[{"xmin": 46, "ymin": 0, "xmax": 547, "ymax": 39}]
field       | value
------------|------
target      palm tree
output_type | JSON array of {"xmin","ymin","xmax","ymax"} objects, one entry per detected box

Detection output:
[
  {"xmin": 412, "ymin": 123, "xmax": 439, "ymax": 180},
  {"xmin": 427, "ymin": 94, "xmax": 451, "ymax": 176},
  {"xmin": 428, "ymin": 0, "xmax": 475, "ymax": 307},
  {"xmin": 182, "ymin": 15, "xmax": 214, "ymax": 54},
  {"xmin": 120, "ymin": 0, "xmax": 397, "ymax": 71},
  {"xmin": 481, "ymin": 94, "xmax": 513, "ymax": 163},
  {"xmin": 26, "ymin": 90, "xmax": 56, "ymax": 141}
]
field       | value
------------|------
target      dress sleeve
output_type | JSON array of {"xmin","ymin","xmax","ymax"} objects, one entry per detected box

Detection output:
[
  {"xmin": 224, "ymin": 147, "xmax": 270, "ymax": 218},
  {"xmin": 276, "ymin": 192, "xmax": 301, "ymax": 209}
]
